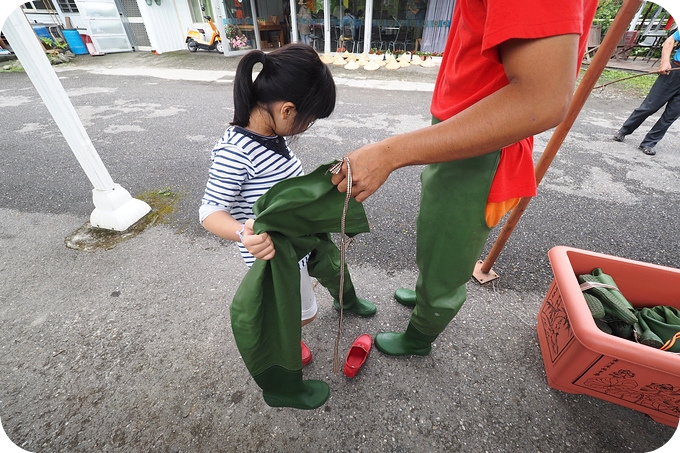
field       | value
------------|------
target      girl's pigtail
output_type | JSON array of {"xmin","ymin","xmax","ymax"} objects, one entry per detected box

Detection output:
[{"xmin": 231, "ymin": 50, "xmax": 266, "ymax": 127}]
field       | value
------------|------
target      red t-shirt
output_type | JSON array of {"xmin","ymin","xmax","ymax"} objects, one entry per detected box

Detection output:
[{"xmin": 430, "ymin": 0, "xmax": 598, "ymax": 202}]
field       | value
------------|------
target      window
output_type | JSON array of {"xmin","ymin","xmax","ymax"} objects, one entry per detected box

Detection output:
[
  {"xmin": 23, "ymin": 1, "xmax": 56, "ymax": 10},
  {"xmin": 56, "ymin": 0, "xmax": 78, "ymax": 13}
]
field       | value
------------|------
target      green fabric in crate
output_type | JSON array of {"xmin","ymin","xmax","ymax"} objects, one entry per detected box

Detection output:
[
  {"xmin": 636, "ymin": 306, "xmax": 680, "ymax": 352},
  {"xmin": 580, "ymin": 268, "xmax": 680, "ymax": 353}
]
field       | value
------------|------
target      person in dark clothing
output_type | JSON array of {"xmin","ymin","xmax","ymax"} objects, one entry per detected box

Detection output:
[{"xmin": 613, "ymin": 31, "xmax": 680, "ymax": 156}]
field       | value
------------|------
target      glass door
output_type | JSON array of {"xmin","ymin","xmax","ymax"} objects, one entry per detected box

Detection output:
[
  {"xmin": 222, "ymin": 0, "xmax": 257, "ymax": 55},
  {"xmin": 188, "ymin": 0, "xmax": 215, "ymax": 22},
  {"xmin": 75, "ymin": 0, "xmax": 133, "ymax": 53}
]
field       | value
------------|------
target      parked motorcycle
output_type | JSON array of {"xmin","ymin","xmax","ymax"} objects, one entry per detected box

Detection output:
[{"xmin": 186, "ymin": 16, "xmax": 224, "ymax": 53}]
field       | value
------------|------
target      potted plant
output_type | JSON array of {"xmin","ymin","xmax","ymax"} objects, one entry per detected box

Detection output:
[{"xmin": 225, "ymin": 25, "xmax": 249, "ymax": 51}]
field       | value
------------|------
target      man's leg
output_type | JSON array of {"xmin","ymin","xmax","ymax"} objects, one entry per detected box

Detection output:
[
  {"xmin": 375, "ymin": 150, "xmax": 500, "ymax": 356},
  {"xmin": 307, "ymin": 239, "xmax": 377, "ymax": 317},
  {"xmin": 618, "ymin": 75, "xmax": 674, "ymax": 137},
  {"xmin": 640, "ymin": 84, "xmax": 680, "ymax": 149}
]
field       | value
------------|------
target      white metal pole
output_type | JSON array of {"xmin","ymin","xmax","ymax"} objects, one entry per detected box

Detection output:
[
  {"xmin": 249, "ymin": 0, "xmax": 261, "ymax": 49},
  {"xmin": 3, "ymin": 7, "xmax": 150, "ymax": 231},
  {"xmin": 290, "ymin": 0, "xmax": 299, "ymax": 42},
  {"xmin": 363, "ymin": 0, "xmax": 372, "ymax": 54},
  {"xmin": 324, "ymin": 0, "xmax": 331, "ymax": 54}
]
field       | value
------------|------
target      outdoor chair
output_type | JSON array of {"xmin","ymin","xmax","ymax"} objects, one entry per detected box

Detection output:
[
  {"xmin": 381, "ymin": 16, "xmax": 400, "ymax": 52},
  {"xmin": 370, "ymin": 25, "xmax": 384, "ymax": 50},
  {"xmin": 393, "ymin": 25, "xmax": 412, "ymax": 52},
  {"xmin": 339, "ymin": 21, "xmax": 356, "ymax": 52}
]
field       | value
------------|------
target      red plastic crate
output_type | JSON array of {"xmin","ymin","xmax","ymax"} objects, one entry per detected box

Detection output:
[{"xmin": 537, "ymin": 246, "xmax": 680, "ymax": 428}]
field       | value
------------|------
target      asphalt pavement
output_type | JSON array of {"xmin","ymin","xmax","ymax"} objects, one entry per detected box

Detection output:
[{"xmin": 1, "ymin": 49, "xmax": 679, "ymax": 452}]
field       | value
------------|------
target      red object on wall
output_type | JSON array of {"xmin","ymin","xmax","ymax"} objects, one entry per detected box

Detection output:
[{"xmin": 665, "ymin": 16, "xmax": 675, "ymax": 30}]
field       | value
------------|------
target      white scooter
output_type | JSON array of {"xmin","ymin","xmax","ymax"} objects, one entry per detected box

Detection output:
[{"xmin": 186, "ymin": 15, "xmax": 224, "ymax": 53}]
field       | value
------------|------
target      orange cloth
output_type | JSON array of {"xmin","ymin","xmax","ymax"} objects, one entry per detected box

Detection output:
[{"xmin": 485, "ymin": 197, "xmax": 520, "ymax": 228}]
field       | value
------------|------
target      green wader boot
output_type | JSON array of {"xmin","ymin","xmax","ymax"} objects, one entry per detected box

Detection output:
[
  {"xmin": 374, "ymin": 322, "xmax": 439, "ymax": 356},
  {"xmin": 254, "ymin": 366, "xmax": 330, "ymax": 410},
  {"xmin": 308, "ymin": 239, "xmax": 377, "ymax": 317},
  {"xmin": 394, "ymin": 288, "xmax": 417, "ymax": 307},
  {"xmin": 231, "ymin": 164, "xmax": 370, "ymax": 409},
  {"xmin": 376, "ymin": 149, "xmax": 500, "ymax": 356}
]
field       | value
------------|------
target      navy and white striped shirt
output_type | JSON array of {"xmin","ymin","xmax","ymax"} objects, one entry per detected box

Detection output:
[{"xmin": 200, "ymin": 126, "xmax": 304, "ymax": 267}]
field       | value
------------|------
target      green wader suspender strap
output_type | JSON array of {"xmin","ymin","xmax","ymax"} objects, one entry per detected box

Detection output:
[
  {"xmin": 410, "ymin": 117, "xmax": 501, "ymax": 336},
  {"xmin": 230, "ymin": 164, "xmax": 369, "ymax": 396}
]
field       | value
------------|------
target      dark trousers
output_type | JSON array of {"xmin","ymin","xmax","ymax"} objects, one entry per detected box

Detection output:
[{"xmin": 619, "ymin": 63, "xmax": 680, "ymax": 148}]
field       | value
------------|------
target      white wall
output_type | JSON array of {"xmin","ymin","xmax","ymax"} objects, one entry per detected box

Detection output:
[{"xmin": 138, "ymin": 0, "xmax": 190, "ymax": 53}]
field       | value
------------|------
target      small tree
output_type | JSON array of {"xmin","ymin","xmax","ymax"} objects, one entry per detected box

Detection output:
[{"xmin": 596, "ymin": 0, "xmax": 624, "ymax": 37}]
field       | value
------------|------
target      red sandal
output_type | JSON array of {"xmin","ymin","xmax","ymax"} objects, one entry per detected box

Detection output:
[
  {"xmin": 344, "ymin": 334, "xmax": 372, "ymax": 378},
  {"xmin": 301, "ymin": 340, "xmax": 313, "ymax": 366}
]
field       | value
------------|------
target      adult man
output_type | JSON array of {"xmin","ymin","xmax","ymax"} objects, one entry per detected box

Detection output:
[
  {"xmin": 331, "ymin": 0, "xmax": 599, "ymax": 356},
  {"xmin": 338, "ymin": 8, "xmax": 356, "ymax": 51},
  {"xmin": 406, "ymin": 0, "xmax": 426, "ymax": 51},
  {"xmin": 613, "ymin": 30, "xmax": 680, "ymax": 155},
  {"xmin": 297, "ymin": 0, "xmax": 312, "ymax": 46}
]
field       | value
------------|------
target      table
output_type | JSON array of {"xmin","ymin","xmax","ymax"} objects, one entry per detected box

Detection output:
[{"xmin": 239, "ymin": 23, "xmax": 286, "ymax": 48}]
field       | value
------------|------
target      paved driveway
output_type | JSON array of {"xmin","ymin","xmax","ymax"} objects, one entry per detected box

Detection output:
[{"xmin": 1, "ymin": 50, "xmax": 678, "ymax": 452}]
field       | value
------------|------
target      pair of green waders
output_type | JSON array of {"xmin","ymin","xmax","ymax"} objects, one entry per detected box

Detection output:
[
  {"xmin": 230, "ymin": 164, "xmax": 369, "ymax": 409},
  {"xmin": 410, "ymin": 149, "xmax": 501, "ymax": 338}
]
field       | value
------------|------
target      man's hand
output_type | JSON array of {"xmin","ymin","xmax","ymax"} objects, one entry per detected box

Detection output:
[
  {"xmin": 330, "ymin": 142, "xmax": 393, "ymax": 202},
  {"xmin": 242, "ymin": 218, "xmax": 275, "ymax": 260},
  {"xmin": 659, "ymin": 59, "xmax": 672, "ymax": 75}
]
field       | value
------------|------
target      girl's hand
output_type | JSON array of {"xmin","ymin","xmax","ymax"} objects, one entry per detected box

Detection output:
[{"xmin": 241, "ymin": 218, "xmax": 275, "ymax": 260}]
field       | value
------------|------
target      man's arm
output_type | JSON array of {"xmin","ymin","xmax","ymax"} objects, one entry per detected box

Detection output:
[
  {"xmin": 331, "ymin": 33, "xmax": 581, "ymax": 202},
  {"xmin": 659, "ymin": 34, "xmax": 677, "ymax": 74}
]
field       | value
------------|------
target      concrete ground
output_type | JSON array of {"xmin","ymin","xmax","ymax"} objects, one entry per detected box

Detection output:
[{"xmin": 1, "ymin": 49, "xmax": 679, "ymax": 452}]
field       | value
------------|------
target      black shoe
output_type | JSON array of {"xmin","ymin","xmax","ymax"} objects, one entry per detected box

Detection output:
[
  {"xmin": 613, "ymin": 131, "xmax": 625, "ymax": 142},
  {"xmin": 639, "ymin": 145, "xmax": 656, "ymax": 155}
]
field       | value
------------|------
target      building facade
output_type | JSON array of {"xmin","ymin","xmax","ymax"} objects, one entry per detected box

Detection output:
[{"xmin": 17, "ymin": 0, "xmax": 454, "ymax": 56}]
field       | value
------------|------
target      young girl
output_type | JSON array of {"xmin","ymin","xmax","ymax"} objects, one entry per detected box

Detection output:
[{"xmin": 199, "ymin": 44, "xmax": 375, "ymax": 408}]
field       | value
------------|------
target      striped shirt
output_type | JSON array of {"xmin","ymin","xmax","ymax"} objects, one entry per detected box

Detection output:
[{"xmin": 200, "ymin": 126, "xmax": 304, "ymax": 267}]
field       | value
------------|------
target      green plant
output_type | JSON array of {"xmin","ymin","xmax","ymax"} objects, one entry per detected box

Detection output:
[
  {"xmin": 595, "ymin": 0, "xmax": 624, "ymax": 37},
  {"xmin": 39, "ymin": 37, "xmax": 55, "ymax": 48},
  {"xmin": 39, "ymin": 36, "xmax": 68, "ymax": 50},
  {"xmin": 584, "ymin": 67, "xmax": 657, "ymax": 97}
]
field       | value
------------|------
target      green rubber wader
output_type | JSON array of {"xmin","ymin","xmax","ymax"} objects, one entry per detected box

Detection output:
[
  {"xmin": 230, "ymin": 164, "xmax": 369, "ymax": 392},
  {"xmin": 411, "ymin": 131, "xmax": 500, "ymax": 336},
  {"xmin": 308, "ymin": 238, "xmax": 361, "ymax": 306}
]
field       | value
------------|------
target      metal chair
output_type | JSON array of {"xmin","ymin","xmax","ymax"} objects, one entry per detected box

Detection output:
[
  {"xmin": 394, "ymin": 25, "xmax": 412, "ymax": 52},
  {"xmin": 309, "ymin": 22, "xmax": 323, "ymax": 51},
  {"xmin": 370, "ymin": 25, "xmax": 384, "ymax": 50},
  {"xmin": 353, "ymin": 24, "xmax": 364, "ymax": 53},
  {"xmin": 381, "ymin": 16, "xmax": 400, "ymax": 51},
  {"xmin": 338, "ymin": 20, "xmax": 356, "ymax": 52}
]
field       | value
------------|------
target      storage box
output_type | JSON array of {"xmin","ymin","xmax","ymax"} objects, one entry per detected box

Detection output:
[{"xmin": 537, "ymin": 246, "xmax": 680, "ymax": 427}]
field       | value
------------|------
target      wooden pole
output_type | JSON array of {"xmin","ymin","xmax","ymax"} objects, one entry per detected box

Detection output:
[{"xmin": 473, "ymin": 0, "xmax": 644, "ymax": 284}]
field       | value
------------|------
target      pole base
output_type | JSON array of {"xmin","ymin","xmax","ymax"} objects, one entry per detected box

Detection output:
[
  {"xmin": 472, "ymin": 260, "xmax": 499, "ymax": 284},
  {"xmin": 90, "ymin": 184, "xmax": 151, "ymax": 231}
]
